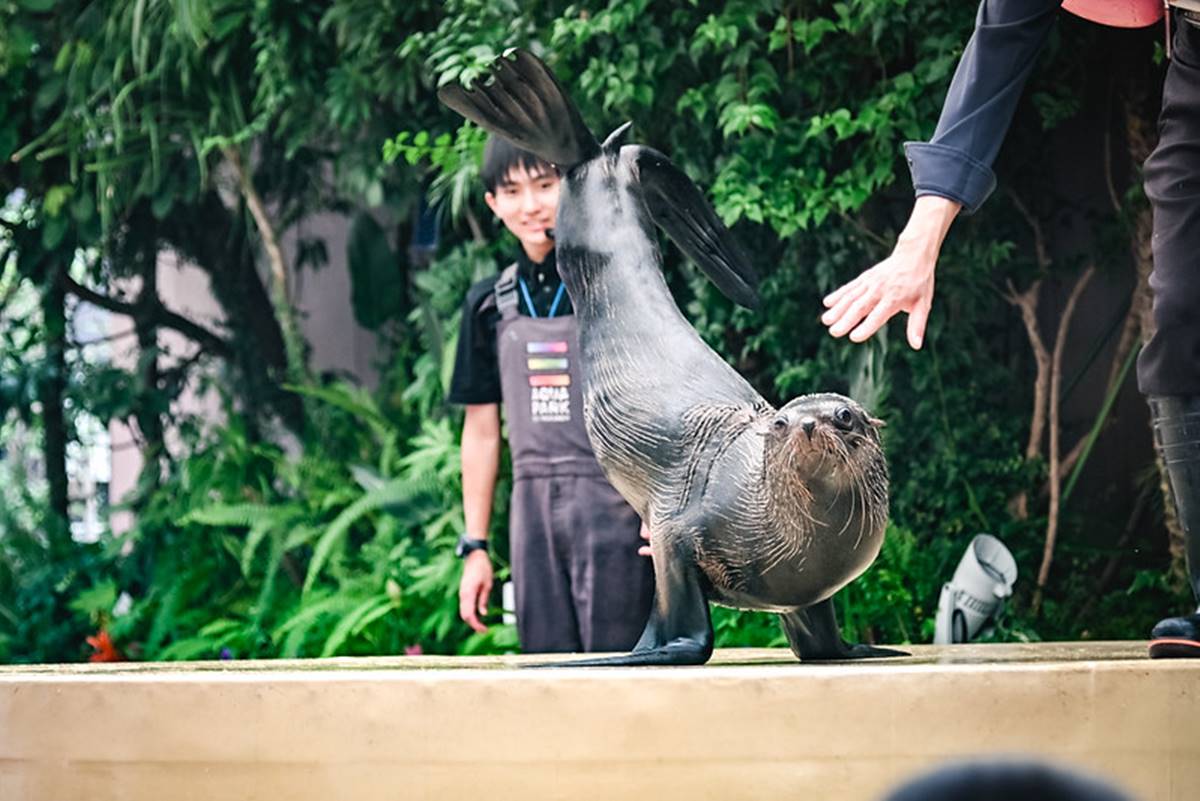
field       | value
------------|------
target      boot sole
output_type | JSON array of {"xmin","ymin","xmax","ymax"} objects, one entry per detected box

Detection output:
[{"xmin": 1148, "ymin": 638, "xmax": 1200, "ymax": 659}]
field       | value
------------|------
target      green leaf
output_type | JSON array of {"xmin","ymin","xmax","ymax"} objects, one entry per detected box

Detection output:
[
  {"xmin": 274, "ymin": 594, "xmax": 357, "ymax": 657},
  {"xmin": 319, "ymin": 595, "xmax": 392, "ymax": 657},
  {"xmin": 286, "ymin": 382, "xmax": 392, "ymax": 438},
  {"xmin": 68, "ymin": 580, "xmax": 119, "ymax": 621},
  {"xmin": 181, "ymin": 503, "xmax": 288, "ymax": 529},
  {"xmin": 43, "ymin": 185, "xmax": 72, "ymax": 217},
  {"xmin": 240, "ymin": 519, "xmax": 275, "ymax": 576},
  {"xmin": 40, "ymin": 216, "xmax": 68, "ymax": 250},
  {"xmin": 302, "ymin": 476, "xmax": 438, "ymax": 595}
]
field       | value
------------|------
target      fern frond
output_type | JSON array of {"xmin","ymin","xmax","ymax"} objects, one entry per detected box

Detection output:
[
  {"xmin": 319, "ymin": 594, "xmax": 393, "ymax": 657},
  {"xmin": 302, "ymin": 476, "xmax": 439, "ymax": 595},
  {"xmin": 285, "ymin": 382, "xmax": 392, "ymax": 436},
  {"xmin": 180, "ymin": 502, "xmax": 294, "ymax": 530}
]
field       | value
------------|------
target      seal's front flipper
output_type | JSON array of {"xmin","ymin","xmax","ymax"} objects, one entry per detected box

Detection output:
[
  {"xmin": 528, "ymin": 532, "xmax": 713, "ymax": 667},
  {"xmin": 780, "ymin": 598, "xmax": 908, "ymax": 661},
  {"xmin": 631, "ymin": 146, "xmax": 759, "ymax": 310},
  {"xmin": 437, "ymin": 49, "xmax": 599, "ymax": 170}
]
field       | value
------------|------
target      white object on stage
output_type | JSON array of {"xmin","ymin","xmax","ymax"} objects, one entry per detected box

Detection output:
[{"xmin": 934, "ymin": 534, "xmax": 1018, "ymax": 644}]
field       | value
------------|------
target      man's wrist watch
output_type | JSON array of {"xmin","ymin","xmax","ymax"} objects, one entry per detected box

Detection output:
[{"xmin": 455, "ymin": 535, "xmax": 490, "ymax": 559}]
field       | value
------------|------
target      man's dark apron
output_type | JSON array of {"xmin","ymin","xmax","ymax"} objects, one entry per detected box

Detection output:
[{"xmin": 495, "ymin": 264, "xmax": 654, "ymax": 652}]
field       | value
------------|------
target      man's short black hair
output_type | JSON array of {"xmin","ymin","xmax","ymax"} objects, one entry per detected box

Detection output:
[{"xmin": 481, "ymin": 135, "xmax": 558, "ymax": 193}]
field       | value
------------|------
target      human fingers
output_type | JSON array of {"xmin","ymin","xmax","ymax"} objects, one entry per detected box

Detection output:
[
  {"xmin": 821, "ymin": 278, "xmax": 870, "ymax": 325},
  {"xmin": 477, "ymin": 574, "xmax": 492, "ymax": 620},
  {"xmin": 638, "ymin": 522, "xmax": 652, "ymax": 557},
  {"xmin": 459, "ymin": 585, "xmax": 479, "ymax": 629},
  {"xmin": 905, "ymin": 290, "xmax": 933, "ymax": 350},
  {"xmin": 826, "ymin": 284, "xmax": 882, "ymax": 338},
  {"xmin": 459, "ymin": 576, "xmax": 488, "ymax": 633},
  {"xmin": 822, "ymin": 273, "xmax": 867, "ymax": 309},
  {"xmin": 849, "ymin": 296, "xmax": 901, "ymax": 343}
]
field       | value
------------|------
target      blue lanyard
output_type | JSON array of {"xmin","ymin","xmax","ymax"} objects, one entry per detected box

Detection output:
[{"xmin": 518, "ymin": 277, "xmax": 566, "ymax": 319}]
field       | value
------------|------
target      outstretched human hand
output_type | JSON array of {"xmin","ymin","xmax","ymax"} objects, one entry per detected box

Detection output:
[
  {"xmin": 820, "ymin": 195, "xmax": 960, "ymax": 350},
  {"xmin": 458, "ymin": 550, "xmax": 493, "ymax": 633},
  {"xmin": 637, "ymin": 521, "xmax": 651, "ymax": 557}
]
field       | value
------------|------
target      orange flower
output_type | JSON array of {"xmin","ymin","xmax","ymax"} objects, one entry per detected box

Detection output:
[{"xmin": 86, "ymin": 630, "xmax": 123, "ymax": 662}]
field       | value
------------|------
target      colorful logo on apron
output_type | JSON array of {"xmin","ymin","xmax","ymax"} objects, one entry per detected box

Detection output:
[{"xmin": 527, "ymin": 341, "xmax": 571, "ymax": 422}]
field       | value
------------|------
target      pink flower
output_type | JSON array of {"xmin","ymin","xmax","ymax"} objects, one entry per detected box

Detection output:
[{"xmin": 404, "ymin": 644, "xmax": 423, "ymax": 656}]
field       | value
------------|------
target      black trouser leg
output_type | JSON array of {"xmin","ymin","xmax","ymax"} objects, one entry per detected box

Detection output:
[
  {"xmin": 1139, "ymin": 17, "xmax": 1200, "ymax": 397},
  {"xmin": 1141, "ymin": 16, "xmax": 1200, "ymax": 658},
  {"xmin": 1147, "ymin": 397, "xmax": 1200, "ymax": 658},
  {"xmin": 510, "ymin": 478, "xmax": 582, "ymax": 653}
]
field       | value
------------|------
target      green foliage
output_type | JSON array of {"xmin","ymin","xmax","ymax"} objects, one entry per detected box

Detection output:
[
  {"xmin": 0, "ymin": 0, "xmax": 1187, "ymax": 666},
  {"xmin": 106, "ymin": 378, "xmax": 492, "ymax": 661}
]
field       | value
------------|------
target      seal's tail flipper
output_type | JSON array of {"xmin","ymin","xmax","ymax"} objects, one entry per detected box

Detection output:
[
  {"xmin": 632, "ymin": 146, "xmax": 759, "ymax": 310},
  {"xmin": 780, "ymin": 598, "xmax": 909, "ymax": 661},
  {"xmin": 437, "ymin": 49, "xmax": 599, "ymax": 169}
]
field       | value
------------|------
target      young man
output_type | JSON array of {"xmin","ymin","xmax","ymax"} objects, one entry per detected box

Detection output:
[
  {"xmin": 446, "ymin": 136, "xmax": 654, "ymax": 653},
  {"xmin": 819, "ymin": 0, "xmax": 1200, "ymax": 657}
]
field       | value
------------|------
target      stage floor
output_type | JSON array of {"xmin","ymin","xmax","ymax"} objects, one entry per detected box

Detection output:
[{"xmin": 1, "ymin": 642, "xmax": 1196, "ymax": 800}]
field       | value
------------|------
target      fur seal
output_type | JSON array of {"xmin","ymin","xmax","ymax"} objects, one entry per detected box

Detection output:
[{"xmin": 440, "ymin": 49, "xmax": 902, "ymax": 665}]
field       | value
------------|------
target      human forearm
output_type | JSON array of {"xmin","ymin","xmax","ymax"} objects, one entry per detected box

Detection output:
[
  {"xmin": 458, "ymin": 404, "xmax": 501, "ymax": 633},
  {"xmin": 461, "ymin": 404, "xmax": 501, "ymax": 540},
  {"xmin": 896, "ymin": 196, "xmax": 962, "ymax": 256}
]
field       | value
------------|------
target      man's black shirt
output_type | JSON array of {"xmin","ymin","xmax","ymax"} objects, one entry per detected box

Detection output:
[{"xmin": 447, "ymin": 249, "xmax": 573, "ymax": 405}]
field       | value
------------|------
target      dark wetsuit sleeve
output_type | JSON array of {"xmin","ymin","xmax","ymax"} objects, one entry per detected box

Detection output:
[
  {"xmin": 447, "ymin": 276, "xmax": 502, "ymax": 405},
  {"xmin": 904, "ymin": 0, "xmax": 1061, "ymax": 213}
]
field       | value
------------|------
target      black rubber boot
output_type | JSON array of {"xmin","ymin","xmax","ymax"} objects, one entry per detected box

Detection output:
[{"xmin": 1147, "ymin": 396, "xmax": 1200, "ymax": 659}]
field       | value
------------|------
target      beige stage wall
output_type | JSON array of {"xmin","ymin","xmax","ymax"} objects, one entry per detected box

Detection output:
[{"xmin": 0, "ymin": 642, "xmax": 1196, "ymax": 801}]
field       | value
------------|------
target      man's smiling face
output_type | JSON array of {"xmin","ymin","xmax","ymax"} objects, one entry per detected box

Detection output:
[{"xmin": 485, "ymin": 164, "xmax": 560, "ymax": 258}]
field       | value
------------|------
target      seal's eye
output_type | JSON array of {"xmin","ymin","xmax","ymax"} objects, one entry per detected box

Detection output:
[
  {"xmin": 772, "ymin": 416, "xmax": 789, "ymax": 433},
  {"xmin": 833, "ymin": 406, "xmax": 855, "ymax": 430}
]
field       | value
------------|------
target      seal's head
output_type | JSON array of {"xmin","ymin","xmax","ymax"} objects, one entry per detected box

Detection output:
[
  {"xmin": 768, "ymin": 390, "xmax": 883, "ymax": 460},
  {"xmin": 763, "ymin": 392, "xmax": 889, "ymax": 552},
  {"xmin": 765, "ymin": 393, "xmax": 887, "ymax": 492}
]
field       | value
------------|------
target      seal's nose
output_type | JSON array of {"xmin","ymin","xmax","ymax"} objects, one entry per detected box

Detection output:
[{"xmin": 801, "ymin": 418, "xmax": 816, "ymax": 439}]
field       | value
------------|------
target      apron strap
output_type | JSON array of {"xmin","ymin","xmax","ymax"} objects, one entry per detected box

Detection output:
[{"xmin": 494, "ymin": 263, "xmax": 520, "ymax": 320}]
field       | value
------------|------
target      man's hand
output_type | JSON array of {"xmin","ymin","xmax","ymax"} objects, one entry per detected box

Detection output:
[
  {"xmin": 458, "ymin": 550, "xmax": 493, "ymax": 633},
  {"xmin": 820, "ymin": 195, "xmax": 960, "ymax": 350},
  {"xmin": 637, "ymin": 521, "xmax": 651, "ymax": 557}
]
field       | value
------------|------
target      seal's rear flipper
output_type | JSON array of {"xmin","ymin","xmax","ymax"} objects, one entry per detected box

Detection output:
[
  {"xmin": 780, "ymin": 598, "xmax": 908, "ymax": 661},
  {"xmin": 437, "ymin": 49, "xmax": 599, "ymax": 170},
  {"xmin": 527, "ymin": 535, "xmax": 714, "ymax": 668},
  {"xmin": 527, "ymin": 636, "xmax": 712, "ymax": 668},
  {"xmin": 632, "ymin": 146, "xmax": 759, "ymax": 310}
]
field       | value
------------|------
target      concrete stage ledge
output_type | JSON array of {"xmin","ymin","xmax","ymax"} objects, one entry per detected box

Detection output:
[{"xmin": 1, "ymin": 642, "xmax": 1197, "ymax": 801}]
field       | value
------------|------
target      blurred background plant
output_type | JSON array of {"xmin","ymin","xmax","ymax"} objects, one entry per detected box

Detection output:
[{"xmin": 0, "ymin": 0, "xmax": 1180, "ymax": 662}]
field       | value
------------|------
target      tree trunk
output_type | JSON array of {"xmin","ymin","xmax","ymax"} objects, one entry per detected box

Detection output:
[
  {"xmin": 224, "ymin": 147, "xmax": 311, "ymax": 390},
  {"xmin": 134, "ymin": 243, "xmax": 164, "ymax": 493},
  {"xmin": 158, "ymin": 191, "xmax": 304, "ymax": 434},
  {"xmin": 39, "ymin": 260, "xmax": 71, "ymax": 550}
]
